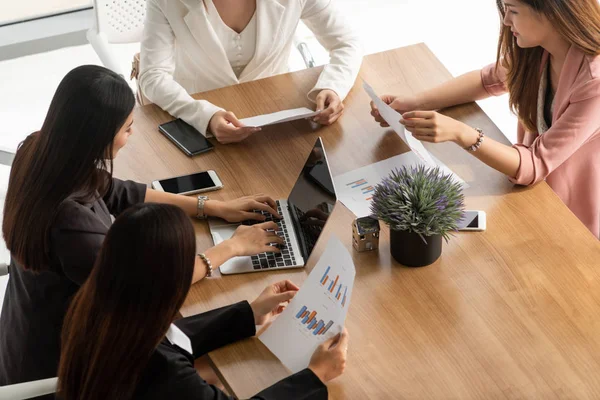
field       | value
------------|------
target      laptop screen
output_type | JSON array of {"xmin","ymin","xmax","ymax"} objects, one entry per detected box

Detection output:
[{"xmin": 286, "ymin": 138, "xmax": 337, "ymax": 261}]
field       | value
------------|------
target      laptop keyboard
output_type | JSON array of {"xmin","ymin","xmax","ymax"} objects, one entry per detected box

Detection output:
[{"xmin": 242, "ymin": 201, "xmax": 297, "ymax": 270}]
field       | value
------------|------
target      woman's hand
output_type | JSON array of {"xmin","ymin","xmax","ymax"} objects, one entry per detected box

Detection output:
[
  {"xmin": 250, "ymin": 280, "xmax": 300, "ymax": 326},
  {"xmin": 314, "ymin": 89, "xmax": 344, "ymax": 125},
  {"xmin": 401, "ymin": 111, "xmax": 479, "ymax": 147},
  {"xmin": 370, "ymin": 94, "xmax": 420, "ymax": 127},
  {"xmin": 227, "ymin": 222, "xmax": 284, "ymax": 257},
  {"xmin": 208, "ymin": 110, "xmax": 261, "ymax": 144},
  {"xmin": 206, "ymin": 195, "xmax": 281, "ymax": 223},
  {"xmin": 308, "ymin": 328, "xmax": 349, "ymax": 383}
]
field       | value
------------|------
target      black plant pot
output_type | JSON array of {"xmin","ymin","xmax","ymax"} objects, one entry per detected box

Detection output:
[{"xmin": 389, "ymin": 229, "xmax": 442, "ymax": 267}]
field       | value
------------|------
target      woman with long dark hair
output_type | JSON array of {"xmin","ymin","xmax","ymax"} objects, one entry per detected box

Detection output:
[
  {"xmin": 0, "ymin": 65, "xmax": 284, "ymax": 389},
  {"xmin": 371, "ymin": 0, "xmax": 600, "ymax": 238},
  {"xmin": 58, "ymin": 203, "xmax": 347, "ymax": 399}
]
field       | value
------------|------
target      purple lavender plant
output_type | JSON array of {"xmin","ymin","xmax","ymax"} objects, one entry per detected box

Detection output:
[{"xmin": 370, "ymin": 165, "xmax": 465, "ymax": 242}]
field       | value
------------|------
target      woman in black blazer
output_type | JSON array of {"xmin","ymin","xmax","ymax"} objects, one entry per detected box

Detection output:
[
  {"xmin": 0, "ymin": 65, "xmax": 286, "ymax": 392},
  {"xmin": 58, "ymin": 203, "xmax": 348, "ymax": 399}
]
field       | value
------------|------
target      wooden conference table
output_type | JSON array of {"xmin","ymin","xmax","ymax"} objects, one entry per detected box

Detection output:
[{"xmin": 114, "ymin": 44, "xmax": 600, "ymax": 399}]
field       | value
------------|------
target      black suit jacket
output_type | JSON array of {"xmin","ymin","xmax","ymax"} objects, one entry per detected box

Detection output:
[
  {"xmin": 135, "ymin": 301, "xmax": 328, "ymax": 400},
  {"xmin": 0, "ymin": 178, "xmax": 146, "ymax": 394}
]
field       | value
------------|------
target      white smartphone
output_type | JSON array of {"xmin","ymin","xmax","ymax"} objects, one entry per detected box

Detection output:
[
  {"xmin": 151, "ymin": 170, "xmax": 223, "ymax": 195},
  {"xmin": 458, "ymin": 210, "xmax": 487, "ymax": 231}
]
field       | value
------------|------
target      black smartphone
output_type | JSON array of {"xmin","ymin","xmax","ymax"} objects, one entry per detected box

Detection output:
[{"xmin": 158, "ymin": 119, "xmax": 214, "ymax": 156}]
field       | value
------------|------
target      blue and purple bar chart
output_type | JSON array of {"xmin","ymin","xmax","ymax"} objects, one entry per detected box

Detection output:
[
  {"xmin": 320, "ymin": 266, "xmax": 348, "ymax": 307},
  {"xmin": 295, "ymin": 306, "xmax": 334, "ymax": 336}
]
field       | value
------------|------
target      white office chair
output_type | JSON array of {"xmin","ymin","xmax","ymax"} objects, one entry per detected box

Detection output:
[
  {"xmin": 88, "ymin": 0, "xmax": 316, "ymax": 81},
  {"xmin": 87, "ymin": 0, "xmax": 147, "ymax": 78},
  {"xmin": 0, "ymin": 377, "xmax": 58, "ymax": 400},
  {"xmin": 294, "ymin": 36, "xmax": 316, "ymax": 69}
]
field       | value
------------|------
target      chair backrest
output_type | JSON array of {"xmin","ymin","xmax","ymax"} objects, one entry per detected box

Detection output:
[
  {"xmin": 0, "ymin": 377, "xmax": 58, "ymax": 400},
  {"xmin": 93, "ymin": 0, "xmax": 147, "ymax": 44}
]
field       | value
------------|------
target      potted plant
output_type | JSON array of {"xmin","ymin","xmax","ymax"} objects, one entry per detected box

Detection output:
[{"xmin": 370, "ymin": 165, "xmax": 465, "ymax": 267}]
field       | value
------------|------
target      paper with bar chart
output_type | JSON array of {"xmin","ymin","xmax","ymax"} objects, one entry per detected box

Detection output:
[
  {"xmin": 260, "ymin": 236, "xmax": 355, "ymax": 373},
  {"xmin": 334, "ymin": 152, "xmax": 467, "ymax": 218}
]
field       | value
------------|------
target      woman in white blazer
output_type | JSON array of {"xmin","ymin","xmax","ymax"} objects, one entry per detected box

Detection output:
[{"xmin": 139, "ymin": 0, "xmax": 363, "ymax": 144}]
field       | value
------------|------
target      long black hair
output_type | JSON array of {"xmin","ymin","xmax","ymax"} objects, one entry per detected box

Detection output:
[
  {"xmin": 2, "ymin": 65, "xmax": 135, "ymax": 271},
  {"xmin": 58, "ymin": 203, "xmax": 196, "ymax": 400}
]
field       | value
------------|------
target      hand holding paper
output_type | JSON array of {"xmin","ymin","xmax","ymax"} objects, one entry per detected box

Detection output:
[
  {"xmin": 250, "ymin": 280, "xmax": 300, "ymax": 326},
  {"xmin": 314, "ymin": 89, "xmax": 344, "ymax": 125},
  {"xmin": 209, "ymin": 110, "xmax": 262, "ymax": 144},
  {"xmin": 401, "ymin": 110, "xmax": 479, "ymax": 149},
  {"xmin": 371, "ymin": 94, "xmax": 418, "ymax": 126},
  {"xmin": 363, "ymin": 81, "xmax": 437, "ymax": 167},
  {"xmin": 259, "ymin": 236, "xmax": 355, "ymax": 373},
  {"xmin": 308, "ymin": 327, "xmax": 349, "ymax": 383}
]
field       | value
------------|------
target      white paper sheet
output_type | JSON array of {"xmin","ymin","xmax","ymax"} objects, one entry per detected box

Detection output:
[
  {"xmin": 239, "ymin": 107, "xmax": 319, "ymax": 128},
  {"xmin": 363, "ymin": 80, "xmax": 438, "ymax": 167},
  {"xmin": 259, "ymin": 236, "xmax": 355, "ymax": 373},
  {"xmin": 334, "ymin": 152, "xmax": 466, "ymax": 218}
]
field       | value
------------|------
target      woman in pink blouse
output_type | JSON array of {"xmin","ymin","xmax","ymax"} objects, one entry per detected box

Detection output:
[{"xmin": 371, "ymin": 0, "xmax": 600, "ymax": 238}]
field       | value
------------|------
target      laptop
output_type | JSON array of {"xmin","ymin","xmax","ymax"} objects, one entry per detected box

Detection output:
[{"xmin": 209, "ymin": 138, "xmax": 337, "ymax": 275}]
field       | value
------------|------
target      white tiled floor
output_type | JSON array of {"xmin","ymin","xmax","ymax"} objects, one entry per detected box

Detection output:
[{"xmin": 0, "ymin": 0, "xmax": 517, "ymax": 154}]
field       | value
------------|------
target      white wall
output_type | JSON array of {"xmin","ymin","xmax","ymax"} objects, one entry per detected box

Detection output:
[{"xmin": 0, "ymin": 0, "xmax": 91, "ymax": 25}]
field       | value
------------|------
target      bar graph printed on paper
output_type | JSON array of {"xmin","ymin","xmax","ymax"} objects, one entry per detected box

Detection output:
[
  {"xmin": 346, "ymin": 178, "xmax": 375, "ymax": 201},
  {"xmin": 320, "ymin": 266, "xmax": 348, "ymax": 307},
  {"xmin": 295, "ymin": 306, "xmax": 334, "ymax": 336}
]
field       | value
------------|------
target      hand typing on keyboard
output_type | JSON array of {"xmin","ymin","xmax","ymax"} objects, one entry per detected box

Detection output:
[
  {"xmin": 242, "ymin": 201, "xmax": 284, "ymax": 226},
  {"xmin": 246, "ymin": 201, "xmax": 298, "ymax": 270},
  {"xmin": 227, "ymin": 222, "xmax": 285, "ymax": 256},
  {"xmin": 210, "ymin": 195, "xmax": 281, "ymax": 223}
]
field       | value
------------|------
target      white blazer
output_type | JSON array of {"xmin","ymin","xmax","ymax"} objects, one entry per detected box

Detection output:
[{"xmin": 139, "ymin": 0, "xmax": 363, "ymax": 136}]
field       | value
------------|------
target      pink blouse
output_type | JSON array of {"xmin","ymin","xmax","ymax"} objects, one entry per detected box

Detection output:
[{"xmin": 481, "ymin": 46, "xmax": 600, "ymax": 239}]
